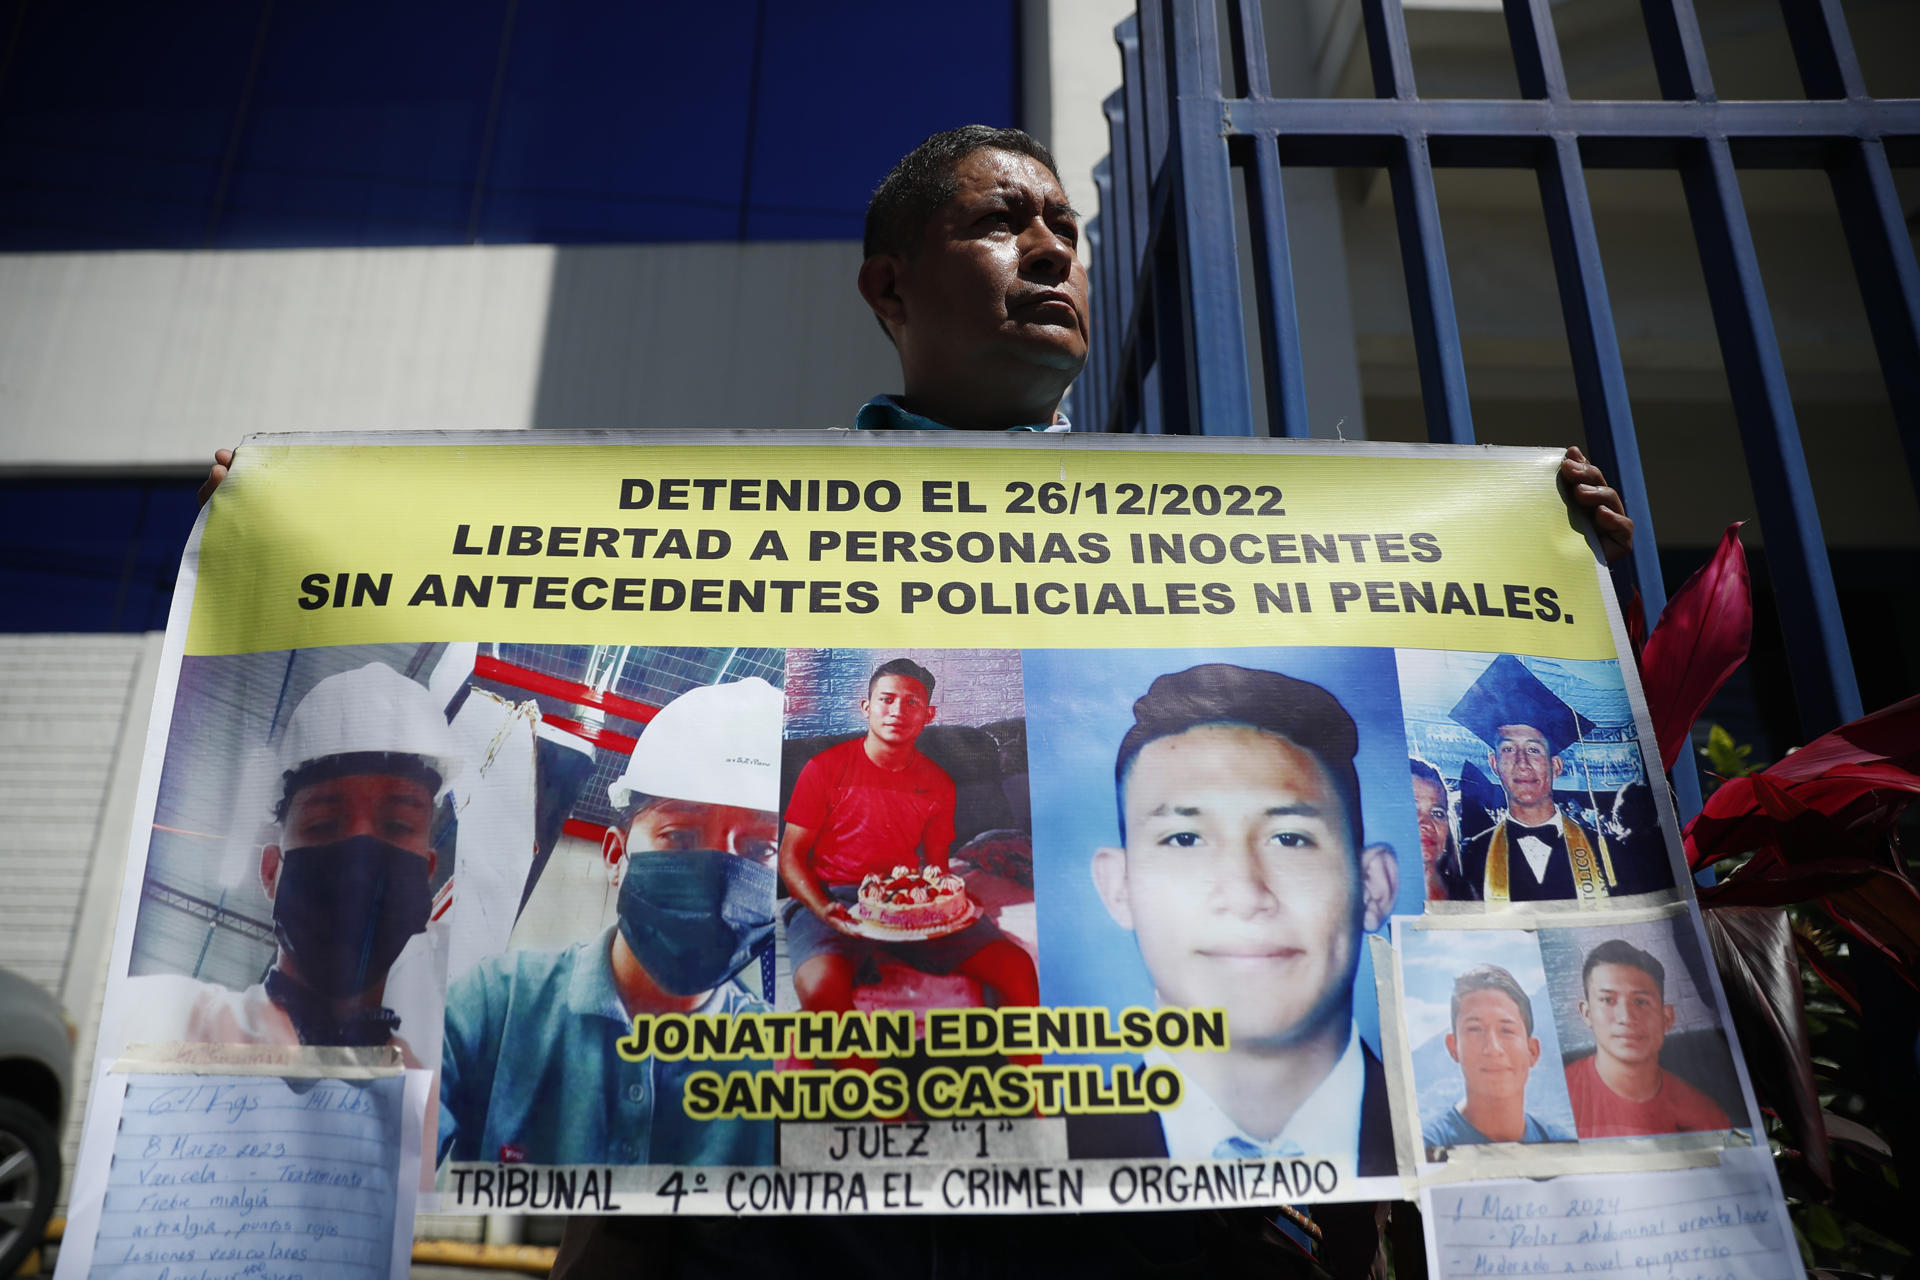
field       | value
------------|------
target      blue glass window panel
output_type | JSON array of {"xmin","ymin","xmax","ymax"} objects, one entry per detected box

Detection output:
[
  {"xmin": 0, "ymin": 480, "xmax": 202, "ymax": 632},
  {"xmin": 0, "ymin": 4, "xmax": 257, "ymax": 250},
  {"xmin": 0, "ymin": 0, "xmax": 1018, "ymax": 251},
  {"xmin": 211, "ymin": 1, "xmax": 508, "ymax": 247},
  {"xmin": 474, "ymin": 0, "xmax": 759, "ymax": 244},
  {"xmin": 742, "ymin": 3, "xmax": 1018, "ymax": 241}
]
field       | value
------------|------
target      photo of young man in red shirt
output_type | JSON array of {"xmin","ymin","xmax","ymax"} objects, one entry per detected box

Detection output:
[
  {"xmin": 1564, "ymin": 938, "xmax": 1732, "ymax": 1138},
  {"xmin": 779, "ymin": 658, "xmax": 1038, "ymax": 1036}
]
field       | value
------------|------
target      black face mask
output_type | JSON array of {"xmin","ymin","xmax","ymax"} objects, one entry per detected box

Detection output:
[
  {"xmin": 272, "ymin": 836, "xmax": 431, "ymax": 1000},
  {"xmin": 617, "ymin": 850, "xmax": 775, "ymax": 997}
]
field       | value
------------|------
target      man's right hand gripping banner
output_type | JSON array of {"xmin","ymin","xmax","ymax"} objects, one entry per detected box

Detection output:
[{"xmin": 61, "ymin": 430, "xmax": 1800, "ymax": 1277}]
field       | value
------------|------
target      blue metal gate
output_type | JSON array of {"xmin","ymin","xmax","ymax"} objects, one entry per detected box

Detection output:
[{"xmin": 1080, "ymin": 0, "xmax": 1920, "ymax": 776}]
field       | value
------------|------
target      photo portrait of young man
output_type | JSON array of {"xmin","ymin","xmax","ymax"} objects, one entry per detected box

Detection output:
[
  {"xmin": 122, "ymin": 660, "xmax": 458, "ymax": 1060},
  {"xmin": 1562, "ymin": 938, "xmax": 1734, "ymax": 1139},
  {"xmin": 438, "ymin": 676, "xmax": 782, "ymax": 1168},
  {"xmin": 1037, "ymin": 656, "xmax": 1412, "ymax": 1177},
  {"xmin": 780, "ymin": 656, "xmax": 1038, "ymax": 1040},
  {"xmin": 1422, "ymin": 964, "xmax": 1573, "ymax": 1149},
  {"xmin": 1439, "ymin": 653, "xmax": 1674, "ymax": 904}
]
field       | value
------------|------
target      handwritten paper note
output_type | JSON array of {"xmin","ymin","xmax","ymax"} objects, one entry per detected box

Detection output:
[
  {"xmin": 88, "ymin": 1074, "xmax": 404, "ymax": 1279},
  {"xmin": 1421, "ymin": 1160, "xmax": 1797, "ymax": 1279}
]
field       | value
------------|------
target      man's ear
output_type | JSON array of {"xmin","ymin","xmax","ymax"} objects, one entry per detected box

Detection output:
[
  {"xmin": 259, "ymin": 845, "xmax": 281, "ymax": 900},
  {"xmin": 857, "ymin": 254, "xmax": 909, "ymax": 331},
  {"xmin": 1090, "ymin": 847, "xmax": 1134, "ymax": 930},
  {"xmin": 1577, "ymin": 998, "xmax": 1592, "ymax": 1028},
  {"xmin": 1359, "ymin": 842, "xmax": 1398, "ymax": 932},
  {"xmin": 1527, "ymin": 1037, "xmax": 1541, "ymax": 1068},
  {"xmin": 1551, "ymin": 756, "xmax": 1565, "ymax": 781},
  {"xmin": 602, "ymin": 826, "xmax": 627, "ymax": 889},
  {"xmin": 1662, "ymin": 1004, "xmax": 1676, "ymax": 1034},
  {"xmin": 1444, "ymin": 1032, "xmax": 1459, "ymax": 1064}
]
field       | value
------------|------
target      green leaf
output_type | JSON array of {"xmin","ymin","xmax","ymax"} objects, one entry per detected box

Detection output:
[
  {"xmin": 1802, "ymin": 1204, "xmax": 1847, "ymax": 1250},
  {"xmin": 1702, "ymin": 723, "xmax": 1758, "ymax": 777}
]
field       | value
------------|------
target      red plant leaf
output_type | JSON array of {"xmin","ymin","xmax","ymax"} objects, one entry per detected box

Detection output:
[
  {"xmin": 1703, "ymin": 907, "xmax": 1829, "ymax": 1190},
  {"xmin": 1625, "ymin": 588, "xmax": 1646, "ymax": 663},
  {"xmin": 1747, "ymin": 693, "xmax": 1920, "ymax": 788},
  {"xmin": 1821, "ymin": 878, "xmax": 1920, "ymax": 990},
  {"xmin": 1792, "ymin": 931, "xmax": 1860, "ymax": 1015},
  {"xmin": 1699, "ymin": 858, "xmax": 1887, "ymax": 909},
  {"xmin": 1639, "ymin": 523, "xmax": 1752, "ymax": 771}
]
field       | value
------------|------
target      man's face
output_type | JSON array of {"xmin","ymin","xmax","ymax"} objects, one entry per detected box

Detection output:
[
  {"xmin": 1491, "ymin": 723, "xmax": 1561, "ymax": 810},
  {"xmin": 1093, "ymin": 724, "xmax": 1393, "ymax": 1047},
  {"xmin": 1579, "ymin": 962, "xmax": 1674, "ymax": 1068},
  {"xmin": 282, "ymin": 773, "xmax": 436, "ymax": 858},
  {"xmin": 1413, "ymin": 775, "xmax": 1448, "ymax": 869},
  {"xmin": 265, "ymin": 772, "xmax": 437, "ymax": 899},
  {"xmin": 862, "ymin": 674, "xmax": 936, "ymax": 749},
  {"xmin": 890, "ymin": 148, "xmax": 1088, "ymax": 381},
  {"xmin": 1446, "ymin": 988, "xmax": 1540, "ymax": 1106},
  {"xmin": 626, "ymin": 799, "xmax": 778, "ymax": 868}
]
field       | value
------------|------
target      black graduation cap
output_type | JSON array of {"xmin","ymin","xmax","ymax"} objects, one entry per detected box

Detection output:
[{"xmin": 1447, "ymin": 654, "xmax": 1596, "ymax": 759}]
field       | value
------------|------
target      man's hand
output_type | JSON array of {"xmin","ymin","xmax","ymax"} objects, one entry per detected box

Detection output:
[
  {"xmin": 823, "ymin": 901, "xmax": 863, "ymax": 936},
  {"xmin": 197, "ymin": 448, "xmax": 235, "ymax": 508},
  {"xmin": 1561, "ymin": 446, "xmax": 1633, "ymax": 563}
]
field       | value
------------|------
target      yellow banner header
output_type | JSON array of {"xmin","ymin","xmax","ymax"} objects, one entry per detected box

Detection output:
[{"xmin": 186, "ymin": 432, "xmax": 1618, "ymax": 659}]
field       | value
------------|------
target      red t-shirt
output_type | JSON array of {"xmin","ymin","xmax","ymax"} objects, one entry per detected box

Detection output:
[
  {"xmin": 1564, "ymin": 1054, "xmax": 1732, "ymax": 1138},
  {"xmin": 784, "ymin": 738, "xmax": 957, "ymax": 886}
]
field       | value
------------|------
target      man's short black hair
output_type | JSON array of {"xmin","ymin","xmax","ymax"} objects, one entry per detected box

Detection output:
[
  {"xmin": 863, "ymin": 125, "xmax": 1063, "ymax": 262},
  {"xmin": 1112, "ymin": 664, "xmax": 1363, "ymax": 847},
  {"xmin": 274, "ymin": 751, "xmax": 441, "ymax": 823},
  {"xmin": 868, "ymin": 657, "xmax": 936, "ymax": 700},
  {"xmin": 1582, "ymin": 938, "xmax": 1665, "ymax": 997},
  {"xmin": 1451, "ymin": 964, "xmax": 1535, "ymax": 1036}
]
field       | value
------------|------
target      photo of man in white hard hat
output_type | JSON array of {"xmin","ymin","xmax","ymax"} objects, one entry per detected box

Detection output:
[
  {"xmin": 120, "ymin": 661, "xmax": 459, "ymax": 1058},
  {"xmin": 437, "ymin": 676, "xmax": 780, "ymax": 1169}
]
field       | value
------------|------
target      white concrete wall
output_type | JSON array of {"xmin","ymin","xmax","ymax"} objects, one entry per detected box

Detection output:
[
  {"xmin": 0, "ymin": 632, "xmax": 163, "ymax": 1210},
  {"xmin": 0, "ymin": 241, "xmax": 902, "ymax": 468}
]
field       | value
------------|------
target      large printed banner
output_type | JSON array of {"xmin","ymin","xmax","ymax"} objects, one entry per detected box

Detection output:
[{"xmin": 60, "ymin": 431, "xmax": 1798, "ymax": 1276}]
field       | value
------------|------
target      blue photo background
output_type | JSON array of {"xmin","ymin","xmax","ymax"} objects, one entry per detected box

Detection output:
[
  {"xmin": 1024, "ymin": 646, "xmax": 1423, "ymax": 1067},
  {"xmin": 1397, "ymin": 927, "xmax": 1576, "ymax": 1143}
]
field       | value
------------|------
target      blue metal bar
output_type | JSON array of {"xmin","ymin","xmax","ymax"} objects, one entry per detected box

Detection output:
[
  {"xmin": 1534, "ymin": 133, "xmax": 1704, "ymax": 818},
  {"xmin": 1825, "ymin": 140, "xmax": 1920, "ymax": 496},
  {"xmin": 1356, "ymin": 0, "xmax": 1473, "ymax": 442},
  {"xmin": 1224, "ymin": 0, "xmax": 1271, "ymax": 100},
  {"xmin": 1135, "ymin": 0, "xmax": 1172, "ymax": 186},
  {"xmin": 1222, "ymin": 97, "xmax": 1920, "ymax": 160},
  {"xmin": 1225, "ymin": 0, "xmax": 1308, "ymax": 436},
  {"xmin": 1676, "ymin": 136, "xmax": 1862, "ymax": 732},
  {"xmin": 1117, "ymin": 24, "xmax": 1152, "ymax": 299},
  {"xmin": 1166, "ymin": 0, "xmax": 1256, "ymax": 436},
  {"xmin": 1639, "ymin": 0, "xmax": 1716, "ymax": 102},
  {"xmin": 1082, "ymin": 209, "xmax": 1105, "ymax": 432},
  {"xmin": 1360, "ymin": 0, "xmax": 1419, "ymax": 99},
  {"xmin": 1235, "ymin": 134, "xmax": 1310, "ymax": 437},
  {"xmin": 1778, "ymin": 0, "xmax": 1920, "ymax": 495},
  {"xmin": 1386, "ymin": 132, "xmax": 1475, "ymax": 443},
  {"xmin": 1103, "ymin": 90, "xmax": 1139, "ymax": 379},
  {"xmin": 1502, "ymin": 0, "xmax": 1569, "ymax": 101},
  {"xmin": 1776, "ymin": 0, "xmax": 1864, "ymax": 100}
]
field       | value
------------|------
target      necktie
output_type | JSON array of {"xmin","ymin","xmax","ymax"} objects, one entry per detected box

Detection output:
[{"xmin": 1212, "ymin": 1134, "xmax": 1304, "ymax": 1161}]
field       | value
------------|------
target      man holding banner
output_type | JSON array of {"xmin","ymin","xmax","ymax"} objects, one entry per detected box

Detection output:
[{"xmin": 193, "ymin": 124, "xmax": 1638, "ymax": 1278}]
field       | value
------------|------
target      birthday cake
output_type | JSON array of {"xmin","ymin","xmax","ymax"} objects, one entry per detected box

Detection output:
[{"xmin": 853, "ymin": 865, "xmax": 973, "ymax": 932}]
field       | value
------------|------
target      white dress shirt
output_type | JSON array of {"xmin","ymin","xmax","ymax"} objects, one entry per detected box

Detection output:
[{"xmin": 1147, "ymin": 1022, "xmax": 1366, "ymax": 1171}]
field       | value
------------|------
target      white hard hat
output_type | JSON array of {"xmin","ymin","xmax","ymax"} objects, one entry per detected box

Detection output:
[
  {"xmin": 278, "ymin": 662, "xmax": 461, "ymax": 794},
  {"xmin": 608, "ymin": 677, "xmax": 783, "ymax": 815}
]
